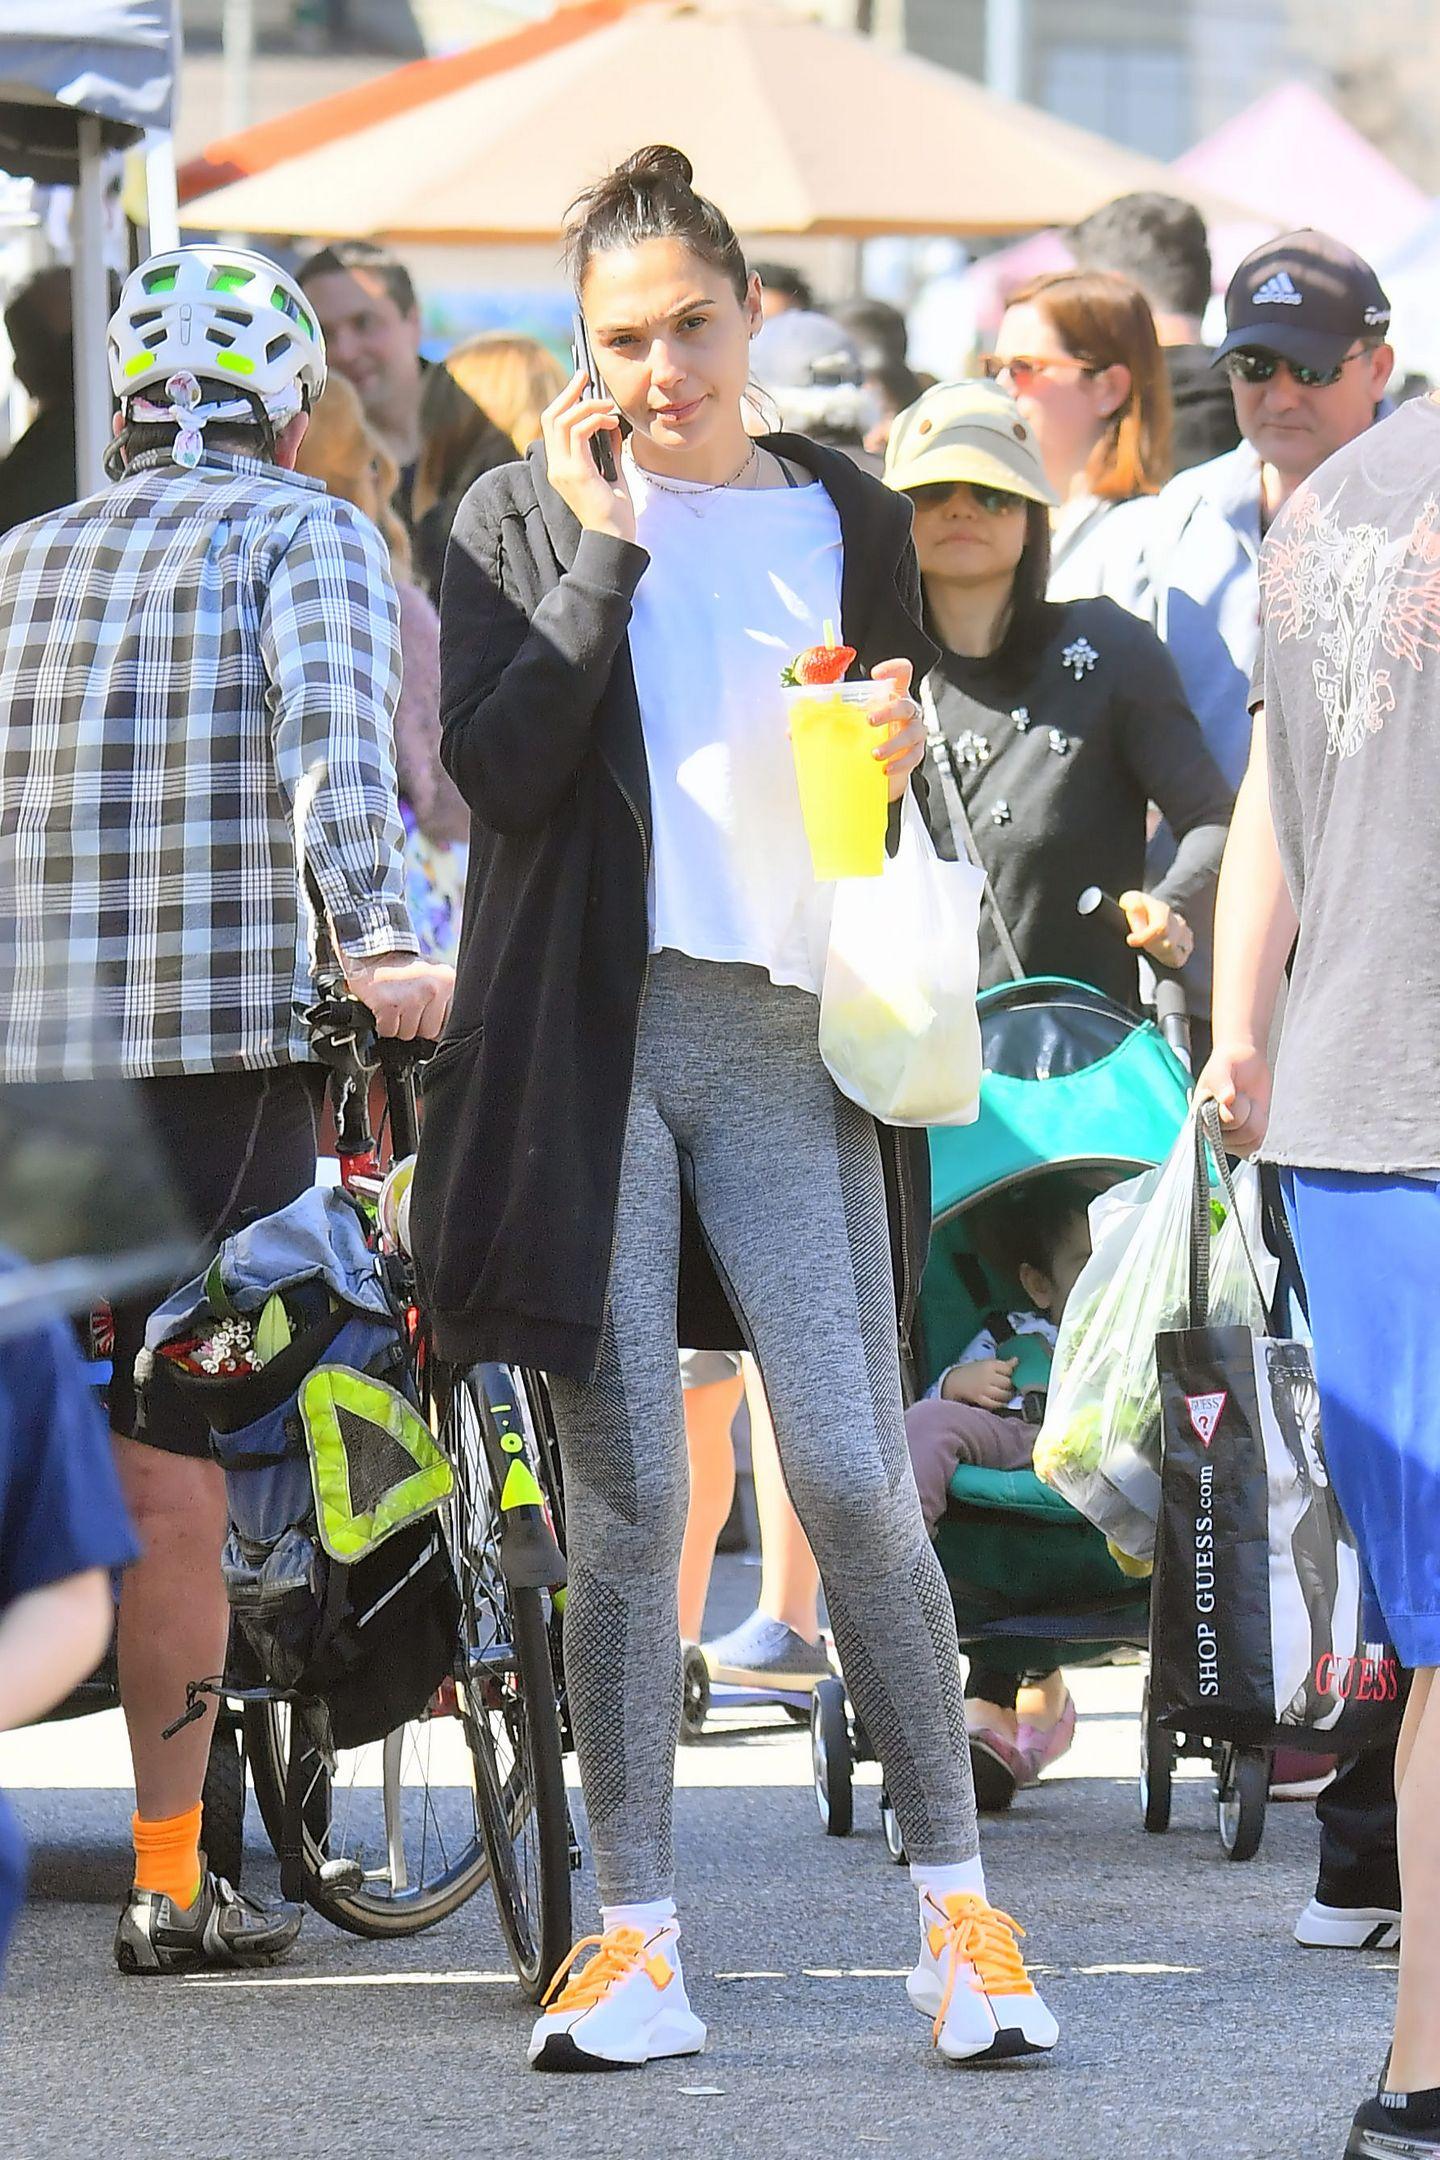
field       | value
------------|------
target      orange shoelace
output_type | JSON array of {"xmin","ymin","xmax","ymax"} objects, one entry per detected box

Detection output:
[
  {"xmin": 925, "ymin": 1893, "xmax": 1035, "ymax": 2043},
  {"xmin": 541, "ymin": 1926, "xmax": 673, "ymax": 2014}
]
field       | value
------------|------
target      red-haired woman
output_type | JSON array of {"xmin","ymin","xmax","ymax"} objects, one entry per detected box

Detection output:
[{"xmin": 987, "ymin": 268, "xmax": 1171, "ymax": 603}]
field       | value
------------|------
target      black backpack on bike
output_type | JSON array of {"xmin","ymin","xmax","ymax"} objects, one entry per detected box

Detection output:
[{"xmin": 141, "ymin": 1187, "xmax": 459, "ymax": 1755}]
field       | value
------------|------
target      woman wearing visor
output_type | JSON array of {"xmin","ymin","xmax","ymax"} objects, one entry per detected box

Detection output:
[
  {"xmin": 885, "ymin": 381, "xmax": 1231, "ymax": 1803},
  {"xmin": 886, "ymin": 381, "xmax": 1231, "ymax": 1011}
]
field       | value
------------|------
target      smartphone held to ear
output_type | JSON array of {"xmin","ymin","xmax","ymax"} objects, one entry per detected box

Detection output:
[{"xmin": 571, "ymin": 312, "xmax": 618, "ymax": 483}]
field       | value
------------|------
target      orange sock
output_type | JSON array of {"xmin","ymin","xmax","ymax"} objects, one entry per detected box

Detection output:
[{"xmin": 131, "ymin": 1804, "xmax": 204, "ymax": 1908}]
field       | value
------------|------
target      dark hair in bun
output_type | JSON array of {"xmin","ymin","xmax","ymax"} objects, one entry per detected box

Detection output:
[{"xmin": 565, "ymin": 144, "xmax": 749, "ymax": 302}]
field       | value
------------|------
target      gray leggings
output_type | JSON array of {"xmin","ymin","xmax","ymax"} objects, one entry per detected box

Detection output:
[{"xmin": 548, "ymin": 951, "xmax": 978, "ymax": 1905}]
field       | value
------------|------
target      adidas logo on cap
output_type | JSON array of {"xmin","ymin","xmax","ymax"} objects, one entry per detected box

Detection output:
[
  {"xmin": 1229, "ymin": 234, "xmax": 1392, "ymax": 349},
  {"xmin": 1252, "ymin": 272, "xmax": 1303, "ymax": 306},
  {"xmin": 1251, "ymin": 271, "xmax": 1303, "ymax": 306}
]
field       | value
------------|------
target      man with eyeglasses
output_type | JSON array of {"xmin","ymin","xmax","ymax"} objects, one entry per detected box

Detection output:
[
  {"xmin": 1131, "ymin": 233, "xmax": 1392, "ymax": 1015},
  {"xmin": 1138, "ymin": 230, "xmax": 1395, "ymax": 792},
  {"xmin": 1132, "ymin": 232, "xmax": 1406, "ymax": 1982},
  {"xmin": 1196, "ymin": 320, "xmax": 1440, "ymax": 2160}
]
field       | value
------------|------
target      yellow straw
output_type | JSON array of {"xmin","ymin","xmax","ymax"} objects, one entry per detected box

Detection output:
[{"xmin": 822, "ymin": 618, "xmax": 836, "ymax": 648}]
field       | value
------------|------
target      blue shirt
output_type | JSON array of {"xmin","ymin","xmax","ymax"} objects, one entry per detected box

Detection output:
[
  {"xmin": 1135, "ymin": 443, "xmax": 1263, "ymax": 790},
  {"xmin": 0, "ymin": 1284, "xmax": 138, "ymax": 1969}
]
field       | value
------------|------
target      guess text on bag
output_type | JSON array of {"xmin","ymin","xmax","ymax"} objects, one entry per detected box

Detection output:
[
  {"xmin": 1195, "ymin": 1459, "xmax": 1220, "ymax": 1695},
  {"xmin": 1313, "ymin": 1649, "xmax": 1400, "ymax": 1705},
  {"xmin": 1186, "ymin": 1391, "xmax": 1226, "ymax": 1448}
]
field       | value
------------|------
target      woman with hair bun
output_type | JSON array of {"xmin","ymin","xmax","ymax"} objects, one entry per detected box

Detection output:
[{"xmin": 413, "ymin": 144, "xmax": 1058, "ymax": 2075}]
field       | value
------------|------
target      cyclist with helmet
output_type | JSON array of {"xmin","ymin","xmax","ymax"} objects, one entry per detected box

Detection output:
[{"xmin": 0, "ymin": 245, "xmax": 452, "ymax": 1972}]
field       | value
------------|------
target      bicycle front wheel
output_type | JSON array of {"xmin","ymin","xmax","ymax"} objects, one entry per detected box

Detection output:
[{"xmin": 442, "ymin": 1366, "xmax": 572, "ymax": 2000}]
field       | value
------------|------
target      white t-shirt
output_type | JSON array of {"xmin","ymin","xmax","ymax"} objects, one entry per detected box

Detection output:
[{"xmin": 625, "ymin": 449, "xmax": 845, "ymax": 994}]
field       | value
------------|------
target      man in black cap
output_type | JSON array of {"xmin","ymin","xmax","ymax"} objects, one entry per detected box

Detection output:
[
  {"xmin": 1210, "ymin": 228, "xmax": 1395, "ymax": 523},
  {"xmin": 1138, "ymin": 229, "xmax": 1395, "ymax": 791},
  {"xmin": 1199, "ymin": 244, "xmax": 1440, "ymax": 2154},
  {"xmin": 1125, "ymin": 235, "xmax": 1405, "ymax": 1980}
]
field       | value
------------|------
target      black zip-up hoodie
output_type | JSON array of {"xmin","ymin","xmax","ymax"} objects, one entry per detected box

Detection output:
[{"xmin": 411, "ymin": 433, "xmax": 937, "ymax": 1381}]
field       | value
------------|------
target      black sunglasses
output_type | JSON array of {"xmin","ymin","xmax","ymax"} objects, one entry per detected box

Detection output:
[
  {"xmin": 1224, "ymin": 345, "xmax": 1367, "ymax": 390},
  {"xmin": 909, "ymin": 479, "xmax": 1026, "ymax": 515}
]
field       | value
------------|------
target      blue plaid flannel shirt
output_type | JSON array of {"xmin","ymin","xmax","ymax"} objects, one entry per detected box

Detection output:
[{"xmin": 0, "ymin": 450, "xmax": 417, "ymax": 1080}]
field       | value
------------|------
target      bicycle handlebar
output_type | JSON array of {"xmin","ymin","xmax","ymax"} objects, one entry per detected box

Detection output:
[{"xmin": 305, "ymin": 982, "xmax": 437, "ymax": 1078}]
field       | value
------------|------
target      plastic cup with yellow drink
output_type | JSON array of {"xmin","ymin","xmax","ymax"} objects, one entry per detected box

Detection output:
[{"xmin": 782, "ymin": 633, "xmax": 891, "ymax": 880}]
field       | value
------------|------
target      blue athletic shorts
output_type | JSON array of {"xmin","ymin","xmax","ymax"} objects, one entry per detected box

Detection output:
[{"xmin": 1283, "ymin": 1167, "xmax": 1440, "ymax": 1669}]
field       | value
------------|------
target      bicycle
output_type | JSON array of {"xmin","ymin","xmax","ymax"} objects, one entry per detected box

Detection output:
[{"xmin": 198, "ymin": 981, "xmax": 576, "ymax": 1995}]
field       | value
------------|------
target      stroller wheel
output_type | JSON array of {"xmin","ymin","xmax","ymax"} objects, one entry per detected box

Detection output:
[
  {"xmin": 879, "ymin": 1787, "xmax": 907, "ymax": 1865},
  {"xmin": 811, "ymin": 1676, "xmax": 853, "ymax": 1837},
  {"xmin": 1139, "ymin": 1678, "xmax": 1174, "ymax": 1834},
  {"xmin": 680, "ymin": 1644, "xmax": 711, "ymax": 1744},
  {"xmin": 1216, "ymin": 1744, "xmax": 1268, "ymax": 1862}
]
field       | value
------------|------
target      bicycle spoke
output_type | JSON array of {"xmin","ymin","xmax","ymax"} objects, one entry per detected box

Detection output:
[{"xmin": 381, "ymin": 1727, "xmax": 407, "ymax": 1893}]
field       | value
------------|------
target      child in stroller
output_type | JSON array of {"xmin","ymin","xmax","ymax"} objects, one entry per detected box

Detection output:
[{"xmin": 906, "ymin": 1174, "xmax": 1102, "ymax": 1809}]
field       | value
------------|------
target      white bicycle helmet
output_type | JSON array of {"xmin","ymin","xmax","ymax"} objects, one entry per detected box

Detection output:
[{"xmin": 108, "ymin": 246, "xmax": 327, "ymax": 464}]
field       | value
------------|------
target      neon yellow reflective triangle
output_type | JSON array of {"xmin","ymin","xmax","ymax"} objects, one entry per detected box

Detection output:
[
  {"xmin": 298, "ymin": 1364, "xmax": 453, "ymax": 1563},
  {"xmin": 499, "ymin": 1459, "xmax": 545, "ymax": 1512}
]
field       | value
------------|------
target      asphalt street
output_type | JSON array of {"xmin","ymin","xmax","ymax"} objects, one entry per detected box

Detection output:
[{"xmin": 0, "ymin": 1558, "xmax": 1396, "ymax": 2160}]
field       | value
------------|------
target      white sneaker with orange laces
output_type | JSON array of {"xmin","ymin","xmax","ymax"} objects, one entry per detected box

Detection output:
[
  {"xmin": 528, "ymin": 1924, "xmax": 707, "ymax": 2071},
  {"xmin": 907, "ymin": 1892, "xmax": 1059, "ymax": 2063}
]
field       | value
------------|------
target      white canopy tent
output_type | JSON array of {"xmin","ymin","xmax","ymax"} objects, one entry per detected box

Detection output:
[{"xmin": 0, "ymin": 1, "xmax": 179, "ymax": 490}]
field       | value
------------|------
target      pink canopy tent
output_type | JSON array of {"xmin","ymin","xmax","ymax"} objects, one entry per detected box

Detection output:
[
  {"xmin": 896, "ymin": 79, "xmax": 1423, "ymax": 372},
  {"xmin": 948, "ymin": 229, "xmax": 1073, "ymax": 355},
  {"xmin": 1173, "ymin": 81, "xmax": 1429, "ymax": 285}
]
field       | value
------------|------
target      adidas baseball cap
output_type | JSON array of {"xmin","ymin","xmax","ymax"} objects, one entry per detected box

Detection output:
[
  {"xmin": 883, "ymin": 380, "xmax": 1059, "ymax": 507},
  {"xmin": 1213, "ymin": 229, "xmax": 1392, "ymax": 372}
]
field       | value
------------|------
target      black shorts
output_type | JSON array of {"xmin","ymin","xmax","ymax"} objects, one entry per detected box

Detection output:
[{"xmin": 106, "ymin": 1066, "xmax": 325, "ymax": 1458}]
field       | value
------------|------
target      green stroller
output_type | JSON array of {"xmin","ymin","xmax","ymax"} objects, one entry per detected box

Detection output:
[{"xmin": 810, "ymin": 975, "xmax": 1275, "ymax": 1864}]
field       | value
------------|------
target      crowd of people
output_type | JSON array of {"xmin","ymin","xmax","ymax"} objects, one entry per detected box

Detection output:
[{"xmin": 0, "ymin": 149, "xmax": 1435, "ymax": 2154}]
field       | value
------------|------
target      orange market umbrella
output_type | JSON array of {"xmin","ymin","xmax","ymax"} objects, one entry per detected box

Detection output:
[
  {"xmin": 180, "ymin": 0, "xmax": 1254, "ymax": 243},
  {"xmin": 176, "ymin": 0, "xmax": 648, "ymax": 203}
]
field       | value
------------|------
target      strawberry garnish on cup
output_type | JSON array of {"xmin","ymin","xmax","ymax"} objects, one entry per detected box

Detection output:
[{"xmin": 781, "ymin": 641, "xmax": 857, "ymax": 686}]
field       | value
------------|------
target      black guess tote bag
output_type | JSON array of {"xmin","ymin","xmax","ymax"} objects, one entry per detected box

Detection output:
[{"xmin": 1150, "ymin": 1104, "xmax": 1401, "ymax": 1752}]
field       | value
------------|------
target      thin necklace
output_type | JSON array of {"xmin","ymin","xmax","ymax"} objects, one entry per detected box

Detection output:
[{"xmin": 630, "ymin": 440, "xmax": 759, "ymax": 505}]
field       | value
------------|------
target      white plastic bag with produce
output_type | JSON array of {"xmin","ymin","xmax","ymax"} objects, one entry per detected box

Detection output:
[{"xmin": 1032, "ymin": 1104, "xmax": 1276, "ymax": 1566}]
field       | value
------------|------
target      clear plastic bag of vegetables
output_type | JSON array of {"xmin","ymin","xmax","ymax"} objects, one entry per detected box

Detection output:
[{"xmin": 1032, "ymin": 1105, "xmax": 1276, "ymax": 1567}]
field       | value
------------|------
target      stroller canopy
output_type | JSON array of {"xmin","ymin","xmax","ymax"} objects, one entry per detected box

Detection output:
[{"xmin": 929, "ymin": 978, "xmax": 1191, "ymax": 1224}]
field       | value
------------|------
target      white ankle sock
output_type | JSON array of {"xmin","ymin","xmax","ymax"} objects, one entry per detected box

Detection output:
[
  {"xmin": 600, "ymin": 1898, "xmax": 679, "ymax": 1961},
  {"xmin": 910, "ymin": 1856, "xmax": 987, "ymax": 1921}
]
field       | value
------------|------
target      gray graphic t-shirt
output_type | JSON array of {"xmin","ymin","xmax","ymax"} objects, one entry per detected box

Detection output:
[{"xmin": 1254, "ymin": 394, "xmax": 1440, "ymax": 1172}]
